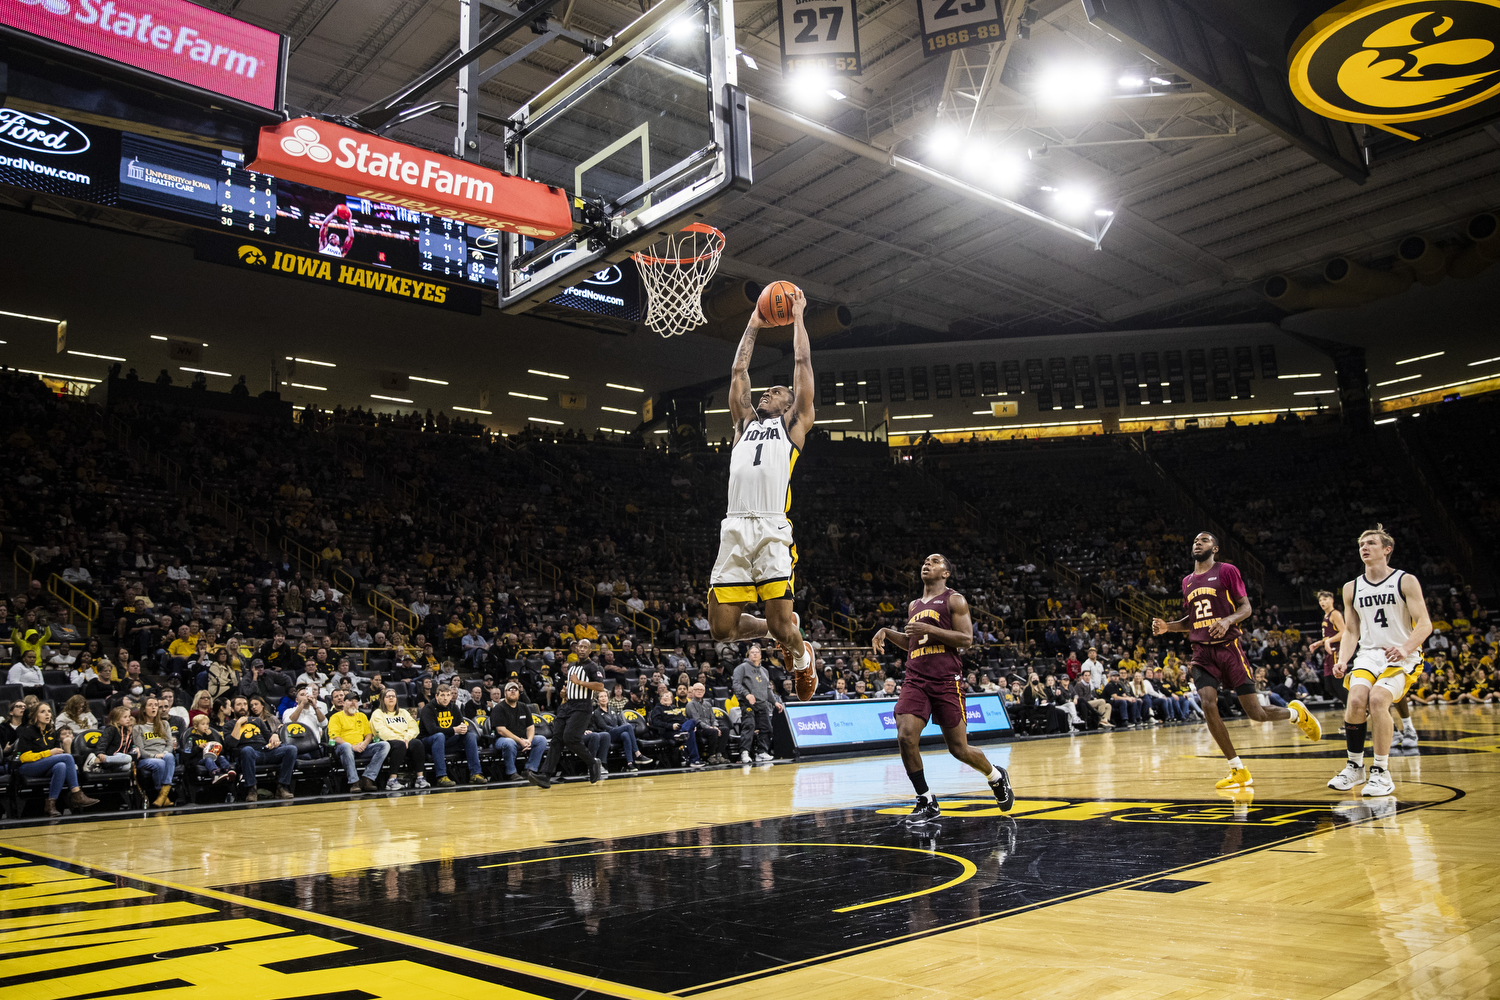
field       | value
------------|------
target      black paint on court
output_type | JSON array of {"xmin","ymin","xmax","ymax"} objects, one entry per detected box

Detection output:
[{"xmin": 230, "ymin": 793, "xmax": 1454, "ymax": 993}]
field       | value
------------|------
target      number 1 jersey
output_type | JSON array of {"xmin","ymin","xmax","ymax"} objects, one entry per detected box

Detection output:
[{"xmin": 727, "ymin": 415, "xmax": 798, "ymax": 517}]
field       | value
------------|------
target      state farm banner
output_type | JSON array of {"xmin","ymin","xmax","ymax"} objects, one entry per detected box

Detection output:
[
  {"xmin": 0, "ymin": 0, "xmax": 284, "ymax": 110},
  {"xmin": 249, "ymin": 118, "xmax": 574, "ymax": 240}
]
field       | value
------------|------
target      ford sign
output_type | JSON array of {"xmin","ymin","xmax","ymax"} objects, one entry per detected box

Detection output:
[{"xmin": 0, "ymin": 110, "xmax": 92, "ymax": 155}]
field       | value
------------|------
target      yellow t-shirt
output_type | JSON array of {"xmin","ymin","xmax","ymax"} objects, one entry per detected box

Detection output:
[{"xmin": 328, "ymin": 710, "xmax": 373, "ymax": 745}]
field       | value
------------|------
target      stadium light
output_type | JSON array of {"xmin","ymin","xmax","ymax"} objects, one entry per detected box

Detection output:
[
  {"xmin": 371, "ymin": 394, "xmax": 413, "ymax": 403},
  {"xmin": 1036, "ymin": 63, "xmax": 1109, "ymax": 108}
]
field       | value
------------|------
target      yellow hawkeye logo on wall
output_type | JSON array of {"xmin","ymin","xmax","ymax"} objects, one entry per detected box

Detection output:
[{"xmin": 1290, "ymin": 0, "xmax": 1500, "ymax": 126}]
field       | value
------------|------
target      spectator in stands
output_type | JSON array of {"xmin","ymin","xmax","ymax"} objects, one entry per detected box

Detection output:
[
  {"xmin": 493, "ymin": 681, "xmax": 548, "ymax": 780},
  {"xmin": 732, "ymin": 646, "xmax": 780, "ymax": 763},
  {"xmin": 1134, "ymin": 670, "xmax": 1177, "ymax": 722},
  {"xmin": 461, "ymin": 626, "xmax": 490, "ymax": 669},
  {"xmin": 239, "ymin": 659, "xmax": 291, "ymax": 706},
  {"xmin": 183, "ymin": 713, "xmax": 236, "ymax": 784},
  {"xmin": 61, "ymin": 558, "xmax": 92, "ymax": 586},
  {"xmin": 0, "ymin": 699, "xmax": 27, "ymax": 753},
  {"xmin": 187, "ymin": 690, "xmax": 213, "ymax": 724},
  {"xmin": 1102, "ymin": 669, "xmax": 1142, "ymax": 726},
  {"xmin": 283, "ymin": 684, "xmax": 328, "ymax": 741},
  {"xmin": 330, "ymin": 696, "xmax": 389, "ymax": 793},
  {"xmin": 160, "ymin": 689, "xmax": 190, "ymax": 730},
  {"xmin": 349, "ymin": 624, "xmax": 373, "ymax": 648},
  {"xmin": 134, "ymin": 697, "xmax": 178, "ymax": 808},
  {"xmin": 201, "ymin": 649, "xmax": 239, "ymax": 700},
  {"xmin": 591, "ymin": 688, "xmax": 650, "ymax": 769},
  {"xmin": 371, "ymin": 688, "xmax": 427, "ymax": 790},
  {"xmin": 7, "ymin": 648, "xmax": 45, "ymax": 693},
  {"xmin": 295, "ymin": 659, "xmax": 326, "ymax": 695},
  {"xmin": 419, "ymin": 685, "xmax": 486, "ymax": 787},
  {"xmin": 646, "ymin": 690, "xmax": 684, "ymax": 756},
  {"xmin": 55, "ymin": 694, "xmax": 98, "ymax": 736},
  {"xmin": 228, "ymin": 696, "xmax": 297, "ymax": 801},
  {"xmin": 1071, "ymin": 673, "xmax": 1112, "ymax": 728},
  {"xmin": 16, "ymin": 702, "xmax": 98, "ymax": 817},
  {"xmin": 1082, "ymin": 648, "xmax": 1105, "ymax": 687},
  {"xmin": 683, "ymin": 683, "xmax": 727, "ymax": 765},
  {"xmin": 88, "ymin": 705, "xmax": 138, "ymax": 774},
  {"xmin": 880, "ymin": 677, "xmax": 898, "ymax": 698}
]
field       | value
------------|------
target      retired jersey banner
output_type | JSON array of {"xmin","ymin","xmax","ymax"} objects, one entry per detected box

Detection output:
[
  {"xmin": 778, "ymin": 0, "xmax": 862, "ymax": 77},
  {"xmin": 249, "ymin": 118, "xmax": 573, "ymax": 239},
  {"xmin": 195, "ymin": 234, "xmax": 482, "ymax": 315},
  {"xmin": 915, "ymin": 0, "xmax": 1004, "ymax": 57}
]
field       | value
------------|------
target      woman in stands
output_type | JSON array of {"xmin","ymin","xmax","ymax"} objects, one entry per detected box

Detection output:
[
  {"xmin": 0, "ymin": 698, "xmax": 26, "ymax": 754},
  {"xmin": 413, "ymin": 676, "xmax": 436, "ymax": 711},
  {"xmin": 204, "ymin": 649, "xmax": 239, "ymax": 701},
  {"xmin": 67, "ymin": 650, "xmax": 95, "ymax": 688},
  {"xmin": 15, "ymin": 702, "xmax": 99, "ymax": 817},
  {"xmin": 371, "ymin": 688, "xmax": 428, "ymax": 790},
  {"xmin": 56, "ymin": 694, "xmax": 98, "ymax": 736},
  {"xmin": 88, "ymin": 705, "xmax": 139, "ymax": 774},
  {"xmin": 187, "ymin": 691, "xmax": 214, "ymax": 725},
  {"xmin": 134, "ymin": 697, "xmax": 178, "ymax": 808}
]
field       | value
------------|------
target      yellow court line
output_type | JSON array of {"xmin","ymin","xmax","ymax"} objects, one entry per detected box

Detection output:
[
  {"xmin": 0, "ymin": 840, "xmax": 674, "ymax": 1000},
  {"xmin": 479, "ymin": 842, "xmax": 978, "ymax": 913}
]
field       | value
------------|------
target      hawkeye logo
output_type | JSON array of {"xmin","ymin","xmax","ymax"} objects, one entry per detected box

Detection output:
[
  {"xmin": 237, "ymin": 244, "xmax": 267, "ymax": 265},
  {"xmin": 1290, "ymin": 1, "xmax": 1500, "ymax": 125}
]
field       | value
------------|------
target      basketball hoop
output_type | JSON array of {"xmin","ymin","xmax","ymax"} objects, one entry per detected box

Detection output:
[{"xmin": 632, "ymin": 223, "xmax": 725, "ymax": 338}]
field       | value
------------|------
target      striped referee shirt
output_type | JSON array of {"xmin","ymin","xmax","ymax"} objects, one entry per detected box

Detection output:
[{"xmin": 565, "ymin": 659, "xmax": 603, "ymax": 703}]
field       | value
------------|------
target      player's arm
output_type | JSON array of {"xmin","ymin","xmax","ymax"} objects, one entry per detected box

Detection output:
[
  {"xmin": 873, "ymin": 627, "xmax": 910, "ymax": 653},
  {"xmin": 1152, "ymin": 611, "xmax": 1192, "ymax": 635},
  {"xmin": 1208, "ymin": 590, "xmax": 1252, "ymax": 640},
  {"xmin": 1335, "ymin": 581, "xmax": 1358, "ymax": 678},
  {"xmin": 727, "ymin": 312, "xmax": 766, "ymax": 438},
  {"xmin": 1318, "ymin": 609, "xmax": 1345, "ymax": 653},
  {"xmin": 1394, "ymin": 574, "xmax": 1434, "ymax": 663},
  {"xmin": 786, "ymin": 289, "xmax": 815, "ymax": 448},
  {"xmin": 904, "ymin": 593, "xmax": 974, "ymax": 649}
]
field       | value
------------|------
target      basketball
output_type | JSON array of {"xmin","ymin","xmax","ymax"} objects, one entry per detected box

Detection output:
[
  {"xmin": 333, "ymin": 203, "xmax": 352, "ymax": 221},
  {"xmin": 757, "ymin": 280, "xmax": 799, "ymax": 326},
  {"xmin": 795, "ymin": 667, "xmax": 817, "ymax": 702}
]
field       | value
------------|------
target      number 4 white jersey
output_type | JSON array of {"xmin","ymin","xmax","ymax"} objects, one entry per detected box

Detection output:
[
  {"xmin": 1351, "ymin": 569, "xmax": 1419, "ymax": 667},
  {"xmin": 727, "ymin": 415, "xmax": 798, "ymax": 516}
]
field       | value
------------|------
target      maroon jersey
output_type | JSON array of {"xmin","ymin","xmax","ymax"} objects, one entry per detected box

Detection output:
[
  {"xmin": 1320, "ymin": 612, "xmax": 1338, "ymax": 675},
  {"xmin": 904, "ymin": 588, "xmax": 965, "ymax": 682},
  {"xmin": 1180, "ymin": 561, "xmax": 1246, "ymax": 644}
]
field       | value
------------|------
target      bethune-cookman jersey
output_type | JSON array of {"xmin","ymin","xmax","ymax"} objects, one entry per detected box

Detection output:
[
  {"xmin": 1352, "ymin": 569, "xmax": 1420, "ymax": 667},
  {"xmin": 727, "ymin": 415, "xmax": 798, "ymax": 516}
]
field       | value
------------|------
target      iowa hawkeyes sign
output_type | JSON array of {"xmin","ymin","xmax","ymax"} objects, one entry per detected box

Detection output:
[{"xmin": 1290, "ymin": 0, "xmax": 1500, "ymax": 129}]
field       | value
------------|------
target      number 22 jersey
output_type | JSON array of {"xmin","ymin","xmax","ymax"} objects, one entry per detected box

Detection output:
[{"xmin": 1180, "ymin": 561, "xmax": 1246, "ymax": 645}]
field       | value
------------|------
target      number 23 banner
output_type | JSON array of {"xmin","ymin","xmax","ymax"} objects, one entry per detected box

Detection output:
[
  {"xmin": 916, "ymin": 0, "xmax": 1003, "ymax": 57},
  {"xmin": 778, "ymin": 0, "xmax": 862, "ymax": 77}
]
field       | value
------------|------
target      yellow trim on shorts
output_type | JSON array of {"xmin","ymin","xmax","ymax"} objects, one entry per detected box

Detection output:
[
  {"xmin": 1344, "ymin": 665, "xmax": 1415, "ymax": 698},
  {"xmin": 711, "ymin": 584, "xmax": 758, "ymax": 604}
]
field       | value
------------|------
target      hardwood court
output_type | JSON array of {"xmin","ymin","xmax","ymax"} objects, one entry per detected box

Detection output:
[{"xmin": 3, "ymin": 706, "xmax": 1498, "ymax": 1000}]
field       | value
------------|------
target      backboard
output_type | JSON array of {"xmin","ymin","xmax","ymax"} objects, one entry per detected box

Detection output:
[{"xmin": 499, "ymin": 0, "xmax": 750, "ymax": 315}]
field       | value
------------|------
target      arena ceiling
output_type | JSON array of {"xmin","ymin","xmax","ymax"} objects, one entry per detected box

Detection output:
[{"xmin": 184, "ymin": 0, "xmax": 1500, "ymax": 342}]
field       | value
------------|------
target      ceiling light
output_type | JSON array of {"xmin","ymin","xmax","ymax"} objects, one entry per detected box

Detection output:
[
  {"xmin": 181, "ymin": 367, "xmax": 231, "ymax": 377},
  {"xmin": 150, "ymin": 335, "xmax": 168, "ymax": 340},
  {"xmin": 509, "ymin": 391, "xmax": 547, "ymax": 400},
  {"xmin": 607, "ymin": 382, "xmax": 643, "ymax": 392},
  {"xmin": 529, "ymin": 417, "xmax": 563, "ymax": 425},
  {"xmin": 1375, "ymin": 375, "xmax": 1420, "ymax": 387},
  {"xmin": 0, "ymin": 309, "xmax": 62, "ymax": 323},
  {"xmin": 1117, "ymin": 75, "xmax": 1144, "ymax": 88},
  {"xmin": 1052, "ymin": 186, "xmax": 1094, "ymax": 216},
  {"xmin": 1278, "ymin": 373, "xmax": 1322, "ymax": 379},
  {"xmin": 1468, "ymin": 356, "xmax": 1500, "ymax": 366},
  {"xmin": 67, "ymin": 350, "xmax": 126, "ymax": 361},
  {"xmin": 893, "ymin": 413, "xmax": 933, "ymax": 420},
  {"xmin": 827, "ymin": 88, "xmax": 847, "ymax": 100},
  {"xmin": 1149, "ymin": 76, "xmax": 1171, "ymax": 85},
  {"xmin": 653, "ymin": 428, "xmax": 670, "ymax": 434},
  {"xmin": 671, "ymin": 16, "xmax": 697, "ymax": 39},
  {"xmin": 598, "ymin": 426, "xmax": 626, "ymax": 434},
  {"xmin": 1094, "ymin": 208, "xmax": 1114, "ymax": 217},
  {"xmin": 528, "ymin": 368, "xmax": 569, "ymax": 379},
  {"xmin": 371, "ymin": 394, "xmax": 413, "ymax": 403},
  {"xmin": 16, "ymin": 368, "xmax": 100, "ymax": 383},
  {"xmin": 1036, "ymin": 63, "xmax": 1110, "ymax": 108},
  {"xmin": 928, "ymin": 125, "xmax": 963, "ymax": 160},
  {"xmin": 1375, "ymin": 417, "xmax": 1398, "ymax": 425},
  {"xmin": 290, "ymin": 382, "xmax": 327, "ymax": 391},
  {"xmin": 815, "ymin": 418, "xmax": 853, "ymax": 424},
  {"xmin": 706, "ymin": 408, "xmax": 730, "ymax": 414},
  {"xmin": 409, "ymin": 376, "xmax": 449, "ymax": 385},
  {"xmin": 453, "ymin": 406, "xmax": 492, "ymax": 414},
  {"xmin": 287, "ymin": 356, "xmax": 336, "ymax": 367},
  {"xmin": 601, "ymin": 406, "xmax": 636, "ymax": 415},
  {"xmin": 1293, "ymin": 389, "xmax": 1334, "ymax": 395},
  {"xmin": 1396, "ymin": 351, "xmax": 1443, "ymax": 364},
  {"xmin": 738, "ymin": 51, "xmax": 759, "ymax": 71}
]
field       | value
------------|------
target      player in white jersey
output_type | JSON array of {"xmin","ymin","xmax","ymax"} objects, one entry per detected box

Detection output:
[
  {"xmin": 708, "ymin": 288, "xmax": 816, "ymax": 690},
  {"xmin": 1328, "ymin": 524, "xmax": 1432, "ymax": 797}
]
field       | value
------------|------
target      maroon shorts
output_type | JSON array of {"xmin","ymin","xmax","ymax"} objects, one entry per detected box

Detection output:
[
  {"xmin": 1189, "ymin": 640, "xmax": 1255, "ymax": 696},
  {"xmin": 894, "ymin": 672, "xmax": 967, "ymax": 729}
]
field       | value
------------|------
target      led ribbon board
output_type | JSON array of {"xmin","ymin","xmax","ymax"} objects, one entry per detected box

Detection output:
[
  {"xmin": 1289, "ymin": 0, "xmax": 1500, "ymax": 133},
  {"xmin": 0, "ymin": 0, "xmax": 284, "ymax": 110},
  {"xmin": 250, "ymin": 118, "xmax": 574, "ymax": 240},
  {"xmin": 915, "ymin": 0, "xmax": 1005, "ymax": 58},
  {"xmin": 783, "ymin": 694, "xmax": 1013, "ymax": 755},
  {"xmin": 778, "ymin": 0, "xmax": 862, "ymax": 77}
]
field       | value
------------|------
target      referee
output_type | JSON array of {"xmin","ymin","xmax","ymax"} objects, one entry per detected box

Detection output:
[{"xmin": 528, "ymin": 640, "xmax": 607, "ymax": 787}]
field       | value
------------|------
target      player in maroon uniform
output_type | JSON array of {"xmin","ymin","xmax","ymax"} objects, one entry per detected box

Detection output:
[
  {"xmin": 1309, "ymin": 589, "xmax": 1345, "ymax": 706},
  {"xmin": 873, "ymin": 553, "xmax": 1013, "ymax": 824},
  {"xmin": 1152, "ymin": 532, "xmax": 1321, "ymax": 790}
]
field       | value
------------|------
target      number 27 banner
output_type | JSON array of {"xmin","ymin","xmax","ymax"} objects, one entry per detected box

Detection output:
[
  {"xmin": 915, "ymin": 0, "xmax": 1004, "ymax": 58},
  {"xmin": 778, "ymin": 0, "xmax": 862, "ymax": 78}
]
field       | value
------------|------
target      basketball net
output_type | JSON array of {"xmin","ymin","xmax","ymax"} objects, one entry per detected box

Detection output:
[{"xmin": 632, "ymin": 223, "xmax": 724, "ymax": 338}]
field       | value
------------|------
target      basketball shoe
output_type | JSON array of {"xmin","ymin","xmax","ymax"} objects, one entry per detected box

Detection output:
[
  {"xmin": 989, "ymin": 766, "xmax": 1015, "ymax": 812},
  {"xmin": 784, "ymin": 612, "xmax": 816, "ymax": 692},
  {"xmin": 1399, "ymin": 729, "xmax": 1419, "ymax": 749},
  {"xmin": 1288, "ymin": 700, "xmax": 1322, "ymax": 741},
  {"xmin": 905, "ymin": 794, "xmax": 941, "ymax": 826},
  {"xmin": 1361, "ymin": 767, "xmax": 1395, "ymax": 797},
  {"xmin": 1214, "ymin": 766, "xmax": 1253, "ymax": 789},
  {"xmin": 1327, "ymin": 762, "xmax": 1366, "ymax": 790}
]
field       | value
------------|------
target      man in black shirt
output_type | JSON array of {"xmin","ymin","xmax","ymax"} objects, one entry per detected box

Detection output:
[
  {"xmin": 1101, "ymin": 670, "xmax": 1142, "ymax": 727},
  {"xmin": 529, "ymin": 640, "xmax": 605, "ymax": 788},
  {"xmin": 493, "ymin": 681, "xmax": 548, "ymax": 780},
  {"xmin": 419, "ymin": 685, "xmax": 487, "ymax": 786}
]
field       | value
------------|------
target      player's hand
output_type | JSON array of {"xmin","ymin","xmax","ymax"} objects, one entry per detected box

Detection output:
[
  {"xmin": 904, "ymin": 622, "xmax": 929, "ymax": 645},
  {"xmin": 790, "ymin": 288, "xmax": 808, "ymax": 319},
  {"xmin": 1385, "ymin": 646, "xmax": 1408, "ymax": 663},
  {"xmin": 1333, "ymin": 662, "xmax": 1347, "ymax": 679},
  {"xmin": 1207, "ymin": 619, "xmax": 1229, "ymax": 639},
  {"xmin": 1151, "ymin": 618, "xmax": 1167, "ymax": 636},
  {"xmin": 747, "ymin": 309, "xmax": 766, "ymax": 330},
  {"xmin": 872, "ymin": 630, "xmax": 886, "ymax": 655}
]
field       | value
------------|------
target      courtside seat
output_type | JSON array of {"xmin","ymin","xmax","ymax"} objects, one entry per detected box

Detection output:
[
  {"xmin": 72, "ymin": 729, "xmax": 137, "ymax": 807},
  {"xmin": 281, "ymin": 723, "xmax": 333, "ymax": 794}
]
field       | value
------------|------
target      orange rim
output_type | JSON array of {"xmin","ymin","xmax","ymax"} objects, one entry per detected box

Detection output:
[{"xmin": 632, "ymin": 223, "xmax": 724, "ymax": 266}]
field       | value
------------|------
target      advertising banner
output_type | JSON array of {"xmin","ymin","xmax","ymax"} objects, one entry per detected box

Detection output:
[
  {"xmin": 0, "ymin": 0, "xmax": 283, "ymax": 109},
  {"xmin": 783, "ymin": 694, "xmax": 1012, "ymax": 755}
]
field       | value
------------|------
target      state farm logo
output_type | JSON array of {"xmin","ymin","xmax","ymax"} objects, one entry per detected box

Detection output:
[
  {"xmin": 15, "ymin": 0, "xmax": 72, "ymax": 14},
  {"xmin": 279, "ymin": 124, "xmax": 332, "ymax": 163},
  {"xmin": 0, "ymin": 109, "xmax": 91, "ymax": 155}
]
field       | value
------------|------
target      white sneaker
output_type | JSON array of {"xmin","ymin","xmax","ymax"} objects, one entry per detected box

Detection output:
[
  {"xmin": 414, "ymin": 775, "xmax": 430, "ymax": 789},
  {"xmin": 1400, "ymin": 731, "xmax": 1419, "ymax": 748},
  {"xmin": 385, "ymin": 776, "xmax": 402, "ymax": 791},
  {"xmin": 690, "ymin": 760, "xmax": 706, "ymax": 769},
  {"xmin": 755, "ymin": 752, "xmax": 774, "ymax": 762},
  {"xmin": 740, "ymin": 751, "xmax": 751, "ymax": 763},
  {"xmin": 1327, "ymin": 763, "xmax": 1367, "ymax": 790},
  {"xmin": 1362, "ymin": 767, "xmax": 1395, "ymax": 797}
]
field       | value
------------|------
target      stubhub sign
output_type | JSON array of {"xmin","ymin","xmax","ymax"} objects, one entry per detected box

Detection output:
[{"xmin": 785, "ymin": 694, "xmax": 1011, "ymax": 755}]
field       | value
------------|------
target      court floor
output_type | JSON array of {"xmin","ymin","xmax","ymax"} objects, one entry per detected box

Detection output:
[{"xmin": 3, "ymin": 706, "xmax": 1498, "ymax": 1000}]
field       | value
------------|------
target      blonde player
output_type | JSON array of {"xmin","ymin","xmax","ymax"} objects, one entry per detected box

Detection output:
[
  {"xmin": 1327, "ymin": 525, "xmax": 1433, "ymax": 797},
  {"xmin": 707, "ymin": 288, "xmax": 815, "ymax": 688}
]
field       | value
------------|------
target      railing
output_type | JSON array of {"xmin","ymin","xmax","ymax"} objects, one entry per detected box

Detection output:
[
  {"xmin": 48, "ymin": 573, "xmax": 99, "ymax": 635},
  {"xmin": 830, "ymin": 609, "xmax": 860, "ymax": 641},
  {"xmin": 332, "ymin": 565, "xmax": 358, "ymax": 600},
  {"xmin": 970, "ymin": 605, "xmax": 1007, "ymax": 639},
  {"xmin": 12, "ymin": 545, "xmax": 36, "ymax": 592},
  {"xmin": 611, "ymin": 598, "xmax": 661, "ymax": 640},
  {"xmin": 280, "ymin": 536, "xmax": 322, "ymax": 576},
  {"xmin": 367, "ymin": 589, "xmax": 418, "ymax": 631}
]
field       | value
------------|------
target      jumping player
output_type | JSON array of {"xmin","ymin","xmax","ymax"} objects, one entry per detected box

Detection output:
[
  {"xmin": 873, "ymin": 553, "xmax": 1013, "ymax": 824},
  {"xmin": 1153, "ymin": 532, "xmax": 1321, "ymax": 789},
  {"xmin": 1310, "ymin": 589, "xmax": 1345, "ymax": 706},
  {"xmin": 1327, "ymin": 525, "xmax": 1432, "ymax": 797},
  {"xmin": 318, "ymin": 203, "xmax": 355, "ymax": 257},
  {"xmin": 707, "ymin": 288, "xmax": 815, "ymax": 690}
]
